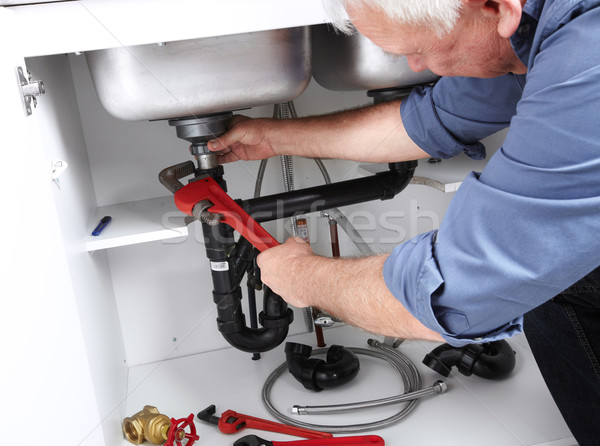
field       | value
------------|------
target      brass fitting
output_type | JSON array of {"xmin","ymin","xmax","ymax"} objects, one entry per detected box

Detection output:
[{"xmin": 122, "ymin": 405, "xmax": 171, "ymax": 445}]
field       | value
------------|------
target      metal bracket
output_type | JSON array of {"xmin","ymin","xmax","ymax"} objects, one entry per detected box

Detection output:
[{"xmin": 16, "ymin": 66, "xmax": 45, "ymax": 116}]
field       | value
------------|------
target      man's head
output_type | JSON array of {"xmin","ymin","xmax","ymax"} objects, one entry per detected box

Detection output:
[
  {"xmin": 325, "ymin": 0, "xmax": 527, "ymax": 78},
  {"xmin": 325, "ymin": 0, "xmax": 462, "ymax": 37}
]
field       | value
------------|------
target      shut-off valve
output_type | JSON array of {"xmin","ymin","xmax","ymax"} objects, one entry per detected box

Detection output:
[{"xmin": 122, "ymin": 405, "xmax": 199, "ymax": 446}]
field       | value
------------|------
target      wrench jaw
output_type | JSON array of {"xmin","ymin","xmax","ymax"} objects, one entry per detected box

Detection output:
[
  {"xmin": 192, "ymin": 200, "xmax": 222, "ymax": 226},
  {"xmin": 196, "ymin": 405, "xmax": 332, "ymax": 439},
  {"xmin": 174, "ymin": 176, "xmax": 280, "ymax": 252}
]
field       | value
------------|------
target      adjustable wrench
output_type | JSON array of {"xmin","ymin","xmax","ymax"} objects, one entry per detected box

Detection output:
[
  {"xmin": 234, "ymin": 434, "xmax": 385, "ymax": 446},
  {"xmin": 197, "ymin": 405, "xmax": 332, "ymax": 439}
]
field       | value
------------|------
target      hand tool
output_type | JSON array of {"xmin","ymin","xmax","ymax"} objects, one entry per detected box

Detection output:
[
  {"xmin": 197, "ymin": 405, "xmax": 332, "ymax": 439},
  {"xmin": 91, "ymin": 215, "xmax": 111, "ymax": 236},
  {"xmin": 174, "ymin": 176, "xmax": 279, "ymax": 251},
  {"xmin": 233, "ymin": 434, "xmax": 385, "ymax": 446}
]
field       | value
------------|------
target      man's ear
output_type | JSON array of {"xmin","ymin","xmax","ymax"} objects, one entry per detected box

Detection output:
[{"xmin": 461, "ymin": 0, "xmax": 523, "ymax": 38}]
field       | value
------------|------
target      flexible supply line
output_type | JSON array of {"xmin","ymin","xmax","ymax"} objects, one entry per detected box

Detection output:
[
  {"xmin": 254, "ymin": 159, "xmax": 269, "ymax": 199},
  {"xmin": 278, "ymin": 102, "xmax": 298, "ymax": 237},
  {"xmin": 293, "ymin": 380, "xmax": 447, "ymax": 415},
  {"xmin": 262, "ymin": 339, "xmax": 433, "ymax": 433},
  {"xmin": 314, "ymin": 158, "xmax": 332, "ymax": 184}
]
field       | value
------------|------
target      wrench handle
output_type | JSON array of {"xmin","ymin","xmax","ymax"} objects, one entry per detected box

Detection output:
[
  {"xmin": 272, "ymin": 435, "xmax": 384, "ymax": 446},
  {"xmin": 219, "ymin": 410, "xmax": 332, "ymax": 438}
]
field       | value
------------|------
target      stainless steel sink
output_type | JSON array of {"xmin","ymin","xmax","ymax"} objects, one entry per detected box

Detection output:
[
  {"xmin": 85, "ymin": 27, "xmax": 311, "ymax": 121},
  {"xmin": 311, "ymin": 24, "xmax": 438, "ymax": 91}
]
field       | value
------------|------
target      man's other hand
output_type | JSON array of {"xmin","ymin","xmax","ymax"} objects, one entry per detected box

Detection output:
[
  {"xmin": 207, "ymin": 115, "xmax": 278, "ymax": 163},
  {"xmin": 257, "ymin": 237, "xmax": 315, "ymax": 308}
]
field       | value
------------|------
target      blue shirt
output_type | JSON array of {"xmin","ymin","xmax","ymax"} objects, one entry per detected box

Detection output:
[{"xmin": 383, "ymin": 0, "xmax": 600, "ymax": 346}]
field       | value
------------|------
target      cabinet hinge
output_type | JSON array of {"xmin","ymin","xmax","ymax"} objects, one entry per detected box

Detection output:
[{"xmin": 16, "ymin": 66, "xmax": 45, "ymax": 116}]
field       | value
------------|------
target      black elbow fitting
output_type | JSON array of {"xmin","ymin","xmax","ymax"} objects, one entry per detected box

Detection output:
[
  {"xmin": 285, "ymin": 342, "xmax": 360, "ymax": 391},
  {"xmin": 217, "ymin": 287, "xmax": 293, "ymax": 354},
  {"xmin": 203, "ymin": 220, "xmax": 293, "ymax": 354},
  {"xmin": 423, "ymin": 340, "xmax": 516, "ymax": 380}
]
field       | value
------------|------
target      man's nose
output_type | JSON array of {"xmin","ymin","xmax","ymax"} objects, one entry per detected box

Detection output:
[{"xmin": 406, "ymin": 55, "xmax": 427, "ymax": 72}]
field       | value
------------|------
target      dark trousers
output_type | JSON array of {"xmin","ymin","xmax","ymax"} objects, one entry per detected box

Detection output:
[{"xmin": 524, "ymin": 267, "xmax": 600, "ymax": 446}]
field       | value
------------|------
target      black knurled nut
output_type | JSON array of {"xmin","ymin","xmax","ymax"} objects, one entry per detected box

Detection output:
[
  {"xmin": 259, "ymin": 309, "xmax": 294, "ymax": 328},
  {"xmin": 189, "ymin": 165, "xmax": 225, "ymax": 182},
  {"xmin": 217, "ymin": 316, "xmax": 246, "ymax": 334},
  {"xmin": 457, "ymin": 343, "xmax": 484, "ymax": 376}
]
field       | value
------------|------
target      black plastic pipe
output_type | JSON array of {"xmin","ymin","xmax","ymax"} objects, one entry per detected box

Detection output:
[
  {"xmin": 285, "ymin": 342, "xmax": 360, "ymax": 391},
  {"xmin": 207, "ymin": 162, "xmax": 415, "ymax": 353},
  {"xmin": 242, "ymin": 161, "xmax": 417, "ymax": 222},
  {"xmin": 422, "ymin": 340, "xmax": 516, "ymax": 380},
  {"xmin": 161, "ymin": 161, "xmax": 417, "ymax": 354},
  {"xmin": 202, "ymin": 221, "xmax": 293, "ymax": 353},
  {"xmin": 218, "ymin": 286, "xmax": 293, "ymax": 353},
  {"xmin": 246, "ymin": 280, "xmax": 261, "ymax": 360}
]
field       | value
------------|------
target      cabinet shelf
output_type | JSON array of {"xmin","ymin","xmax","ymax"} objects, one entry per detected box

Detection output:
[{"xmin": 85, "ymin": 195, "xmax": 187, "ymax": 252}]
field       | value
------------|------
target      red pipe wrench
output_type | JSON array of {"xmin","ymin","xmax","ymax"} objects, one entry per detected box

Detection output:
[
  {"xmin": 234, "ymin": 434, "xmax": 385, "ymax": 446},
  {"xmin": 197, "ymin": 405, "xmax": 332, "ymax": 439},
  {"xmin": 174, "ymin": 176, "xmax": 279, "ymax": 252}
]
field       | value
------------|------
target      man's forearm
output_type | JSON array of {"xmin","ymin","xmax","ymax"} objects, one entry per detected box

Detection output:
[
  {"xmin": 257, "ymin": 239, "xmax": 443, "ymax": 342},
  {"xmin": 306, "ymin": 255, "xmax": 443, "ymax": 341},
  {"xmin": 269, "ymin": 101, "xmax": 429, "ymax": 163}
]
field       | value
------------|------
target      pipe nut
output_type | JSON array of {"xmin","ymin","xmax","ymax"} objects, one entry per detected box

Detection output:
[
  {"xmin": 192, "ymin": 200, "xmax": 221, "ymax": 226},
  {"xmin": 433, "ymin": 380, "xmax": 448, "ymax": 394}
]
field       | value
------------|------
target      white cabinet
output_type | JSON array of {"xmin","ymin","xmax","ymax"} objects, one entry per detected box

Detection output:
[
  {"xmin": 0, "ymin": 3, "xmax": 575, "ymax": 446},
  {"xmin": 0, "ymin": 4, "xmax": 332, "ymax": 445},
  {"xmin": 9, "ymin": 0, "xmax": 329, "ymax": 57},
  {"xmin": 1, "ymin": 9, "xmax": 118, "ymax": 446}
]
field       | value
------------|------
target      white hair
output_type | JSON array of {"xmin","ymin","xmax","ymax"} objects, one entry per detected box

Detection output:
[{"xmin": 323, "ymin": 0, "xmax": 462, "ymax": 36}]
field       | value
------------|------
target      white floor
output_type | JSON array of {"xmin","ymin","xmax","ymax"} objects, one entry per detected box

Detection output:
[{"xmin": 123, "ymin": 325, "xmax": 576, "ymax": 446}]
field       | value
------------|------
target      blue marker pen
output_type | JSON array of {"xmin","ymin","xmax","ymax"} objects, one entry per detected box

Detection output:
[{"xmin": 92, "ymin": 216, "xmax": 112, "ymax": 236}]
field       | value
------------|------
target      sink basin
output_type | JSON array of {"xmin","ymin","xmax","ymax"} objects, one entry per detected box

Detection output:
[
  {"xmin": 85, "ymin": 27, "xmax": 311, "ymax": 121},
  {"xmin": 311, "ymin": 24, "xmax": 438, "ymax": 91}
]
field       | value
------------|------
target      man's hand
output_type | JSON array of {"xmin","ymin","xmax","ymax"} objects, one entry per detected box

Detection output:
[
  {"xmin": 257, "ymin": 237, "xmax": 315, "ymax": 308},
  {"xmin": 207, "ymin": 115, "xmax": 279, "ymax": 164},
  {"xmin": 256, "ymin": 237, "xmax": 444, "ymax": 343},
  {"xmin": 207, "ymin": 103, "xmax": 429, "ymax": 165}
]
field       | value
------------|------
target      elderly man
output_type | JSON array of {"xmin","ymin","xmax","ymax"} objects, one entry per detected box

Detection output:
[{"xmin": 209, "ymin": 0, "xmax": 600, "ymax": 443}]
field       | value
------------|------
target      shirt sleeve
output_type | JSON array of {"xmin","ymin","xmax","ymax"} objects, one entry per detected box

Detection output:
[
  {"xmin": 386, "ymin": 8, "xmax": 600, "ymax": 347},
  {"xmin": 400, "ymin": 74, "xmax": 524, "ymax": 160}
]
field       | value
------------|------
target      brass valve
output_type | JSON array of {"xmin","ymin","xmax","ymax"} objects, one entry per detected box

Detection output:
[{"xmin": 122, "ymin": 405, "xmax": 171, "ymax": 445}]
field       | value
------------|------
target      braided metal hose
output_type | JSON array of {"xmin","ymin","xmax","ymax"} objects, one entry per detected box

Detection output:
[{"xmin": 261, "ymin": 340, "xmax": 428, "ymax": 433}]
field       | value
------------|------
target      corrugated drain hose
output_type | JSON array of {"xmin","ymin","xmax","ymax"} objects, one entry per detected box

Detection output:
[{"xmin": 261, "ymin": 339, "xmax": 423, "ymax": 433}]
